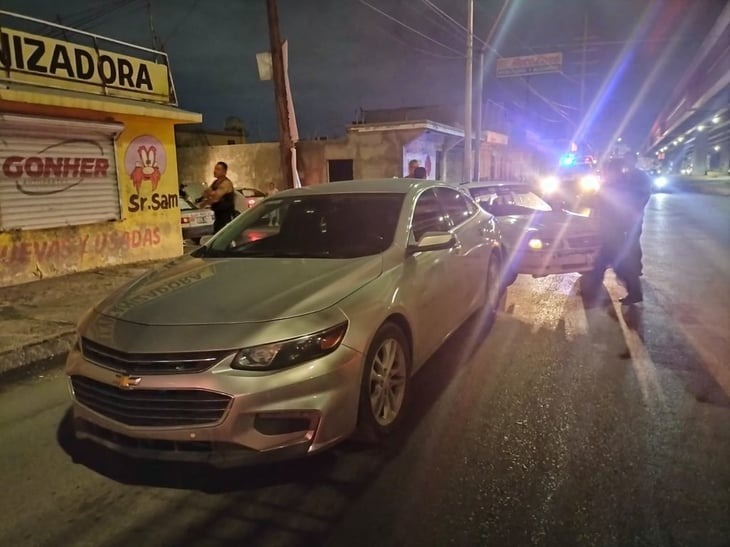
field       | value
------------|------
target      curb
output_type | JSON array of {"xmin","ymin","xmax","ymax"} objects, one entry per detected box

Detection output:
[{"xmin": 0, "ymin": 331, "xmax": 76, "ymax": 376}]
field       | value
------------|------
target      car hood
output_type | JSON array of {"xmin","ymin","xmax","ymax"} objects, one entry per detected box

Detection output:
[
  {"xmin": 95, "ymin": 255, "xmax": 383, "ymax": 325},
  {"xmin": 507, "ymin": 210, "xmax": 598, "ymax": 237}
]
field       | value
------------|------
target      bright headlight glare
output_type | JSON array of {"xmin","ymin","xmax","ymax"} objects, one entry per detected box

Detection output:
[
  {"xmin": 654, "ymin": 176, "xmax": 668, "ymax": 188},
  {"xmin": 232, "ymin": 322, "xmax": 348, "ymax": 371},
  {"xmin": 539, "ymin": 176, "xmax": 560, "ymax": 194},
  {"xmin": 579, "ymin": 174, "xmax": 601, "ymax": 193},
  {"xmin": 528, "ymin": 238, "xmax": 543, "ymax": 250}
]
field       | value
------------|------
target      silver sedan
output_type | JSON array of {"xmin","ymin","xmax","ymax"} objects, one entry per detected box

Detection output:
[{"xmin": 65, "ymin": 179, "xmax": 503, "ymax": 466}]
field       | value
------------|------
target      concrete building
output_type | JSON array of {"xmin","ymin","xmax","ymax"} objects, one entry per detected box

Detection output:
[
  {"xmin": 647, "ymin": 2, "xmax": 729, "ymax": 175},
  {"xmin": 0, "ymin": 11, "xmax": 200, "ymax": 287}
]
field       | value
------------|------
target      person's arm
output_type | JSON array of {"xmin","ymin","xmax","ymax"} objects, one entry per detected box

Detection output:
[{"xmin": 206, "ymin": 179, "xmax": 234, "ymax": 205}]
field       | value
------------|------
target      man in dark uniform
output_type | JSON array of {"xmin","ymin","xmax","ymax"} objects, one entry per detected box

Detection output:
[{"xmin": 588, "ymin": 156, "xmax": 652, "ymax": 304}]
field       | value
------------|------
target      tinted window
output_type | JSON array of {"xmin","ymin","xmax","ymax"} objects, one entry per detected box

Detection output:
[
  {"xmin": 199, "ymin": 193, "xmax": 405, "ymax": 259},
  {"xmin": 411, "ymin": 189, "xmax": 450, "ymax": 241},
  {"xmin": 436, "ymin": 187, "xmax": 475, "ymax": 226}
]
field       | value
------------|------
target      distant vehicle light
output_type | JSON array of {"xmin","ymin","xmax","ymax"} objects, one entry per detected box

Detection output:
[
  {"xmin": 247, "ymin": 198, "xmax": 257, "ymax": 207},
  {"xmin": 540, "ymin": 176, "xmax": 560, "ymax": 194},
  {"xmin": 654, "ymin": 176, "xmax": 668, "ymax": 189},
  {"xmin": 579, "ymin": 174, "xmax": 601, "ymax": 193},
  {"xmin": 528, "ymin": 238, "xmax": 543, "ymax": 250}
]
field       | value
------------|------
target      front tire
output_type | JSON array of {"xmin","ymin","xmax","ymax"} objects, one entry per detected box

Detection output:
[{"xmin": 357, "ymin": 322, "xmax": 411, "ymax": 440}]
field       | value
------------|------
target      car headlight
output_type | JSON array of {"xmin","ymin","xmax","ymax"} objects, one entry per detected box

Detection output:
[
  {"xmin": 528, "ymin": 238, "xmax": 544, "ymax": 250},
  {"xmin": 653, "ymin": 176, "xmax": 668, "ymax": 189},
  {"xmin": 539, "ymin": 176, "xmax": 560, "ymax": 194},
  {"xmin": 579, "ymin": 174, "xmax": 601, "ymax": 193},
  {"xmin": 231, "ymin": 322, "xmax": 348, "ymax": 371}
]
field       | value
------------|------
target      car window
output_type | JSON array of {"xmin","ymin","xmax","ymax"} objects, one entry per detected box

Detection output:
[
  {"xmin": 411, "ymin": 189, "xmax": 450, "ymax": 241},
  {"xmin": 198, "ymin": 193, "xmax": 405, "ymax": 259},
  {"xmin": 435, "ymin": 187, "xmax": 475, "ymax": 226},
  {"xmin": 469, "ymin": 186, "xmax": 552, "ymax": 215}
]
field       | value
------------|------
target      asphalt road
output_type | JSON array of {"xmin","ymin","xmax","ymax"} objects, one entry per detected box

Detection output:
[{"xmin": 1, "ymin": 193, "xmax": 728, "ymax": 547}]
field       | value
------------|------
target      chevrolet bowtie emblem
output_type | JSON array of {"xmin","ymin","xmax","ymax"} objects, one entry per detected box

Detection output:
[{"xmin": 114, "ymin": 374, "xmax": 142, "ymax": 390}]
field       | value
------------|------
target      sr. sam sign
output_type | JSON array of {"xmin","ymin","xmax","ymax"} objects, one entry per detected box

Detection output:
[{"xmin": 0, "ymin": 28, "xmax": 171, "ymax": 103}]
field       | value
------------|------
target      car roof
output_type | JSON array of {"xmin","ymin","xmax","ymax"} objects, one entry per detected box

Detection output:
[
  {"xmin": 273, "ymin": 179, "xmax": 450, "ymax": 197},
  {"xmin": 461, "ymin": 181, "xmax": 533, "ymax": 190}
]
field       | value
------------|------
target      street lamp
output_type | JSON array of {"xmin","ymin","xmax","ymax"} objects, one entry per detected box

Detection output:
[
  {"xmin": 714, "ymin": 145, "xmax": 721, "ymax": 152},
  {"xmin": 677, "ymin": 136, "xmax": 684, "ymax": 142},
  {"xmin": 697, "ymin": 125, "xmax": 705, "ymax": 131},
  {"xmin": 712, "ymin": 116, "xmax": 721, "ymax": 124},
  {"xmin": 617, "ymin": 137, "xmax": 623, "ymax": 142}
]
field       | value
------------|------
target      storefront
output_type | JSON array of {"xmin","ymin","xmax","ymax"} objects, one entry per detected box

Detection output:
[{"xmin": 0, "ymin": 12, "xmax": 201, "ymax": 286}]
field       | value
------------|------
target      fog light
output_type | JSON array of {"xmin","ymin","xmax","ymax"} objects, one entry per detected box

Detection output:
[
  {"xmin": 528, "ymin": 238, "xmax": 543, "ymax": 250},
  {"xmin": 254, "ymin": 411, "xmax": 320, "ymax": 436}
]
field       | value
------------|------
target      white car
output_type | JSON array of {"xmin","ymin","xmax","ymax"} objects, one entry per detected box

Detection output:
[{"xmin": 464, "ymin": 182, "xmax": 601, "ymax": 285}]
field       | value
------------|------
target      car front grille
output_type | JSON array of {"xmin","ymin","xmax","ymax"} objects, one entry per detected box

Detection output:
[
  {"xmin": 567, "ymin": 234, "xmax": 601, "ymax": 249},
  {"xmin": 71, "ymin": 375, "xmax": 232, "ymax": 427},
  {"xmin": 81, "ymin": 338, "xmax": 231, "ymax": 375}
]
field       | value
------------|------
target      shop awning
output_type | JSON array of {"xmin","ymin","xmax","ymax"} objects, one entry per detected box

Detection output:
[{"xmin": 0, "ymin": 82, "xmax": 201, "ymax": 124}]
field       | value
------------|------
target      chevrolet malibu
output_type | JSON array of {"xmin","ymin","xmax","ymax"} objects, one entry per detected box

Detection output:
[{"xmin": 65, "ymin": 180, "xmax": 503, "ymax": 466}]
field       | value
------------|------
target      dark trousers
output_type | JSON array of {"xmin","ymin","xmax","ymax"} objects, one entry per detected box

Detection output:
[{"xmin": 589, "ymin": 218, "xmax": 643, "ymax": 298}]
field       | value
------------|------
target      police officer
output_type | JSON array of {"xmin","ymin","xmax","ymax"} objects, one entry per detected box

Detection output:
[{"xmin": 588, "ymin": 155, "xmax": 651, "ymax": 304}]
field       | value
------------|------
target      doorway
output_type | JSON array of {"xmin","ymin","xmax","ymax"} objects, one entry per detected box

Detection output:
[{"xmin": 328, "ymin": 159, "xmax": 354, "ymax": 182}]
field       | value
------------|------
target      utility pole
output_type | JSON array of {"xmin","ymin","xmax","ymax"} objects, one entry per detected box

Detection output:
[
  {"xmin": 464, "ymin": 0, "xmax": 474, "ymax": 182},
  {"xmin": 579, "ymin": 11, "xmax": 588, "ymax": 121},
  {"xmin": 474, "ymin": 0, "xmax": 511, "ymax": 182},
  {"xmin": 266, "ymin": 0, "xmax": 294, "ymax": 188}
]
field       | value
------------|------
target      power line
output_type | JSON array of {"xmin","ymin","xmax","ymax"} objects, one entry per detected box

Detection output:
[
  {"xmin": 371, "ymin": 23, "xmax": 464, "ymax": 59},
  {"xmin": 358, "ymin": 0, "xmax": 464, "ymax": 57},
  {"xmin": 421, "ymin": 0, "xmax": 488, "ymax": 46},
  {"xmin": 163, "ymin": 0, "xmax": 200, "ymax": 45}
]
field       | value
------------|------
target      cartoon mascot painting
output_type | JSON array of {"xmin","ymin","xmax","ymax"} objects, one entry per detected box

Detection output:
[{"xmin": 130, "ymin": 145, "xmax": 162, "ymax": 194}]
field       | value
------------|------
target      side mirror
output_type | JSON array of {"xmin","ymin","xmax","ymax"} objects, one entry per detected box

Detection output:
[{"xmin": 407, "ymin": 232, "xmax": 456, "ymax": 254}]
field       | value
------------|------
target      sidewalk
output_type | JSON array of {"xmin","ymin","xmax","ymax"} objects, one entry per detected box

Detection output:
[
  {"xmin": 0, "ymin": 260, "xmax": 166, "ymax": 375},
  {"xmin": 675, "ymin": 175, "xmax": 730, "ymax": 196}
]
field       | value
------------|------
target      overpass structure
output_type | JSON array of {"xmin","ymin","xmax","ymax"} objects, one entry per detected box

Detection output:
[{"xmin": 646, "ymin": 3, "xmax": 729, "ymax": 176}]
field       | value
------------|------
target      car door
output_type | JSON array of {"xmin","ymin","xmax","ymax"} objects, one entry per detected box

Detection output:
[
  {"xmin": 402, "ymin": 188, "xmax": 459, "ymax": 362},
  {"xmin": 435, "ymin": 187, "xmax": 493, "ymax": 318}
]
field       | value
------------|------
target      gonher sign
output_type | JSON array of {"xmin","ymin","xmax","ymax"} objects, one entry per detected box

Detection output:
[
  {"xmin": 0, "ymin": 27, "xmax": 171, "ymax": 103},
  {"xmin": 496, "ymin": 52, "xmax": 563, "ymax": 78}
]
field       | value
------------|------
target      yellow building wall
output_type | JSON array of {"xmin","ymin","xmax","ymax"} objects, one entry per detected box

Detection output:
[{"xmin": 0, "ymin": 111, "xmax": 184, "ymax": 287}]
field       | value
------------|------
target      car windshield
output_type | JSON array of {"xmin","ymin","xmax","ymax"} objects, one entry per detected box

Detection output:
[
  {"xmin": 195, "ymin": 193, "xmax": 405, "ymax": 259},
  {"xmin": 469, "ymin": 187, "xmax": 552, "ymax": 216}
]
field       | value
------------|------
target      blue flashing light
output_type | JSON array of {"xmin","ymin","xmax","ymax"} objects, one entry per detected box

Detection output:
[{"xmin": 559, "ymin": 153, "xmax": 576, "ymax": 166}]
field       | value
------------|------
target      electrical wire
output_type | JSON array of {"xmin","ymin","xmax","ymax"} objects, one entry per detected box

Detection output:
[
  {"xmin": 357, "ymin": 0, "xmax": 464, "ymax": 56},
  {"xmin": 163, "ymin": 0, "xmax": 200, "ymax": 46}
]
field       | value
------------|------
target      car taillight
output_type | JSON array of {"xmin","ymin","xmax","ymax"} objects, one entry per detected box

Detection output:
[
  {"xmin": 247, "ymin": 198, "xmax": 256, "ymax": 207},
  {"xmin": 181, "ymin": 216, "xmax": 190, "ymax": 224}
]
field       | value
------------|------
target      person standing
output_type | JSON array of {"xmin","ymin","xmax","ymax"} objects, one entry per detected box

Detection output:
[
  {"xmin": 588, "ymin": 157, "xmax": 651, "ymax": 304},
  {"xmin": 407, "ymin": 159, "xmax": 420, "ymax": 178},
  {"xmin": 267, "ymin": 182, "xmax": 280, "ymax": 196},
  {"xmin": 201, "ymin": 161, "xmax": 236, "ymax": 233}
]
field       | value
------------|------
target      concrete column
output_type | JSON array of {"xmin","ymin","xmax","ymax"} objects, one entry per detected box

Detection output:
[
  {"xmin": 692, "ymin": 131, "xmax": 709, "ymax": 176},
  {"xmin": 719, "ymin": 142, "xmax": 730, "ymax": 173}
]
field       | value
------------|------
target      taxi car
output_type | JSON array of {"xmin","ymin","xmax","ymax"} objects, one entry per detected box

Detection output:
[{"xmin": 464, "ymin": 182, "xmax": 601, "ymax": 285}]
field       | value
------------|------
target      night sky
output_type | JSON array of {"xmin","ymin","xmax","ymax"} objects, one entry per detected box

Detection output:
[{"xmin": 2, "ymin": 0, "xmax": 726, "ymax": 152}]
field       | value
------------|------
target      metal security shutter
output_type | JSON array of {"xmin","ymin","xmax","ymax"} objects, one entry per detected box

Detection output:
[{"xmin": 0, "ymin": 114, "xmax": 124, "ymax": 231}]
